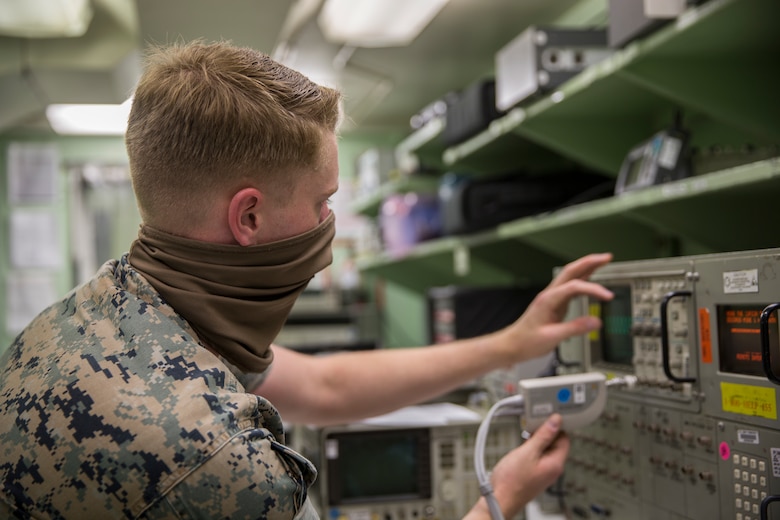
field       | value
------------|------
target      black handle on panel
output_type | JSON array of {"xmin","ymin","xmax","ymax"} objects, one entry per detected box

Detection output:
[
  {"xmin": 760, "ymin": 494, "xmax": 780, "ymax": 520},
  {"xmin": 660, "ymin": 290, "xmax": 696, "ymax": 384},
  {"xmin": 760, "ymin": 302, "xmax": 780, "ymax": 386}
]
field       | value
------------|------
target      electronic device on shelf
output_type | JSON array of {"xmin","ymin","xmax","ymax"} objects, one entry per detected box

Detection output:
[
  {"xmin": 379, "ymin": 192, "xmax": 442, "ymax": 258},
  {"xmin": 427, "ymin": 285, "xmax": 539, "ymax": 345},
  {"xmin": 438, "ymin": 171, "xmax": 613, "ymax": 236},
  {"xmin": 608, "ymin": 0, "xmax": 688, "ymax": 48},
  {"xmin": 615, "ymin": 124, "xmax": 692, "ymax": 195},
  {"xmin": 441, "ymin": 79, "xmax": 504, "ymax": 147},
  {"xmin": 495, "ymin": 26, "xmax": 613, "ymax": 111},
  {"xmin": 428, "ymin": 284, "xmax": 551, "ymax": 401}
]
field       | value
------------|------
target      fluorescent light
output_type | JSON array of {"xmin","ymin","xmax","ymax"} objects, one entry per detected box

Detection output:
[
  {"xmin": 0, "ymin": 0, "xmax": 93, "ymax": 38},
  {"xmin": 46, "ymin": 97, "xmax": 133, "ymax": 136},
  {"xmin": 318, "ymin": 0, "xmax": 450, "ymax": 48}
]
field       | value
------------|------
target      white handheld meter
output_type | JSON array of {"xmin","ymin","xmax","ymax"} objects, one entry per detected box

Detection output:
[{"xmin": 518, "ymin": 372, "xmax": 607, "ymax": 432}]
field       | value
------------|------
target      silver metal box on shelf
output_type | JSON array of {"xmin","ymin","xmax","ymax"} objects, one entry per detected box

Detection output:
[
  {"xmin": 607, "ymin": 0, "xmax": 688, "ymax": 48},
  {"xmin": 494, "ymin": 26, "xmax": 612, "ymax": 112}
]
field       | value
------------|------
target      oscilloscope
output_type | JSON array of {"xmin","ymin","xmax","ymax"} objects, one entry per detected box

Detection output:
[
  {"xmin": 292, "ymin": 414, "xmax": 526, "ymax": 520},
  {"xmin": 557, "ymin": 247, "xmax": 780, "ymax": 519}
]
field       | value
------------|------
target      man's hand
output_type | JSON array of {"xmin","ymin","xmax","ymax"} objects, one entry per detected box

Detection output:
[
  {"xmin": 465, "ymin": 414, "xmax": 569, "ymax": 519},
  {"xmin": 496, "ymin": 253, "xmax": 614, "ymax": 364}
]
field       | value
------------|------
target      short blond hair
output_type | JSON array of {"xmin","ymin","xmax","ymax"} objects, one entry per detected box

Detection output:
[{"xmin": 126, "ymin": 40, "xmax": 342, "ymax": 230}]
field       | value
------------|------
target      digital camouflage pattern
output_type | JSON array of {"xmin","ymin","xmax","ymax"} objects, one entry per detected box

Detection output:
[{"xmin": 0, "ymin": 255, "xmax": 318, "ymax": 519}]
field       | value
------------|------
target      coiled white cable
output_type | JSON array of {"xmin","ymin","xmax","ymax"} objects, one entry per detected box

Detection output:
[{"xmin": 473, "ymin": 394, "xmax": 526, "ymax": 520}]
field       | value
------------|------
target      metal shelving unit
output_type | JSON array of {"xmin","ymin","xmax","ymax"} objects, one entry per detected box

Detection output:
[{"xmin": 356, "ymin": 0, "xmax": 780, "ymax": 291}]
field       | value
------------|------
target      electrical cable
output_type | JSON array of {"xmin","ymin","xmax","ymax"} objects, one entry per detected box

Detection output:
[{"xmin": 474, "ymin": 394, "xmax": 525, "ymax": 520}]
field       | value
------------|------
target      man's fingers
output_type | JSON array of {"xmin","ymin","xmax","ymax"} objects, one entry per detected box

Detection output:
[
  {"xmin": 543, "ymin": 279, "xmax": 615, "ymax": 309},
  {"xmin": 545, "ymin": 316, "xmax": 602, "ymax": 343},
  {"xmin": 550, "ymin": 253, "xmax": 612, "ymax": 288},
  {"xmin": 525, "ymin": 413, "xmax": 563, "ymax": 453}
]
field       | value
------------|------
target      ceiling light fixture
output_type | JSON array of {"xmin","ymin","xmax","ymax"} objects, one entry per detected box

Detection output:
[
  {"xmin": 0, "ymin": 0, "xmax": 93, "ymax": 38},
  {"xmin": 318, "ymin": 0, "xmax": 451, "ymax": 48},
  {"xmin": 46, "ymin": 97, "xmax": 133, "ymax": 136}
]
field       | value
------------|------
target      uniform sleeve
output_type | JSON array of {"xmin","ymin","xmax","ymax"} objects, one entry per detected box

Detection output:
[
  {"xmin": 138, "ymin": 428, "xmax": 319, "ymax": 520},
  {"xmin": 220, "ymin": 355, "xmax": 272, "ymax": 394}
]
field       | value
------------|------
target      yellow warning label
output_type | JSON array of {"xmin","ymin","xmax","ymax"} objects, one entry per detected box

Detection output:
[{"xmin": 721, "ymin": 382, "xmax": 777, "ymax": 420}]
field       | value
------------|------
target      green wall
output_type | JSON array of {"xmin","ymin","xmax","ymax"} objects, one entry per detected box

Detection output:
[{"xmin": 0, "ymin": 134, "xmax": 131, "ymax": 352}]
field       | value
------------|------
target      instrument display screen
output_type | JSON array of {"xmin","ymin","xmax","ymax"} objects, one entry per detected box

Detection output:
[{"xmin": 718, "ymin": 304, "xmax": 780, "ymax": 376}]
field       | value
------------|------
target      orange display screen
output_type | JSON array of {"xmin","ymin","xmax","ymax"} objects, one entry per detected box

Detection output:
[{"xmin": 717, "ymin": 305, "xmax": 779, "ymax": 377}]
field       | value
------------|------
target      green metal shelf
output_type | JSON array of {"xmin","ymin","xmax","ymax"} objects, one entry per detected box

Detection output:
[
  {"xmin": 395, "ymin": 117, "xmax": 446, "ymax": 171},
  {"xmin": 359, "ymin": 157, "xmax": 780, "ymax": 288},
  {"xmin": 356, "ymin": 231, "xmax": 565, "ymax": 290},
  {"xmin": 441, "ymin": 112, "xmax": 586, "ymax": 176},
  {"xmin": 359, "ymin": 0, "xmax": 779, "ymax": 290}
]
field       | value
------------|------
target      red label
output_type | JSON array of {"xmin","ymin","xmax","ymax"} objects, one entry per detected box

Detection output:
[{"xmin": 699, "ymin": 308, "xmax": 712, "ymax": 364}]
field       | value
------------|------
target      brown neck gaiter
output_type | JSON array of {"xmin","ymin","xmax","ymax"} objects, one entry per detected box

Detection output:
[{"xmin": 128, "ymin": 212, "xmax": 335, "ymax": 373}]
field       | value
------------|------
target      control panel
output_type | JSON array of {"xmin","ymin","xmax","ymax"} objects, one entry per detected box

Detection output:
[{"xmin": 557, "ymin": 247, "xmax": 780, "ymax": 520}]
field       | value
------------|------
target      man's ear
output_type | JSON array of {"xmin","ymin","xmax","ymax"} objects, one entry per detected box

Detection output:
[{"xmin": 228, "ymin": 187, "xmax": 264, "ymax": 246}]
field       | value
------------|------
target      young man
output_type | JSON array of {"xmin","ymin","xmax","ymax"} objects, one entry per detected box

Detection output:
[{"xmin": 0, "ymin": 41, "xmax": 613, "ymax": 519}]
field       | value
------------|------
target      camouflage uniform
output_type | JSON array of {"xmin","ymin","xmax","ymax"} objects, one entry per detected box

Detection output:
[{"xmin": 0, "ymin": 256, "xmax": 319, "ymax": 519}]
